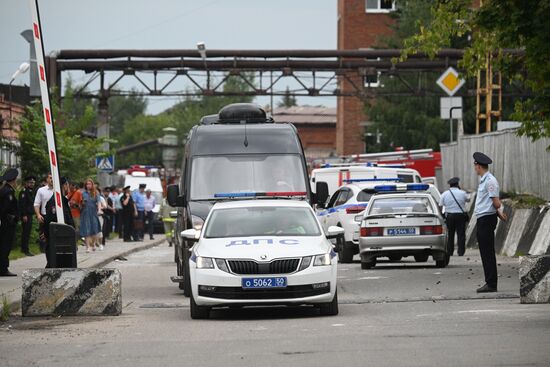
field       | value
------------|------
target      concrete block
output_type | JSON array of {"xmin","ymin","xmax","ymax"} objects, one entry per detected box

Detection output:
[
  {"xmin": 529, "ymin": 209, "xmax": 550, "ymax": 255},
  {"xmin": 519, "ymin": 256, "xmax": 550, "ymax": 304},
  {"xmin": 500, "ymin": 208, "xmax": 530, "ymax": 257},
  {"xmin": 21, "ymin": 268, "xmax": 121, "ymax": 316}
]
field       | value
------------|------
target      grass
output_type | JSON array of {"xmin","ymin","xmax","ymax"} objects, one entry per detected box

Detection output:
[
  {"xmin": 503, "ymin": 192, "xmax": 547, "ymax": 209},
  {"xmin": 1, "ymin": 294, "xmax": 9, "ymax": 322}
]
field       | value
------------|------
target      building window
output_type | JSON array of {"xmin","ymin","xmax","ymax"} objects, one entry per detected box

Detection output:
[{"xmin": 366, "ymin": 0, "xmax": 396, "ymax": 13}]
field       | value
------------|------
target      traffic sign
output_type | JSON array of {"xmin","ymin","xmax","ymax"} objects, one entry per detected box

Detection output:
[
  {"xmin": 436, "ymin": 67, "xmax": 465, "ymax": 96},
  {"xmin": 96, "ymin": 155, "xmax": 115, "ymax": 172},
  {"xmin": 440, "ymin": 97, "xmax": 463, "ymax": 119}
]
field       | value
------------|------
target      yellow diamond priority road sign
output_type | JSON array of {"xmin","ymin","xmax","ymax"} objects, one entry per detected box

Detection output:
[{"xmin": 436, "ymin": 67, "xmax": 465, "ymax": 96}]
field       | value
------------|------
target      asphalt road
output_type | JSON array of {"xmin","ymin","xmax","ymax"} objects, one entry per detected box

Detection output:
[{"xmin": 1, "ymin": 242, "xmax": 549, "ymax": 367}]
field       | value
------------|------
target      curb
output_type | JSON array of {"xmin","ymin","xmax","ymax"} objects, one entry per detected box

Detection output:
[{"xmin": 6, "ymin": 237, "xmax": 166, "ymax": 313}]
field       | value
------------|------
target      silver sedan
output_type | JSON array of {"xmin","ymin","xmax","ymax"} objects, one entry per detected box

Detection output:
[{"xmin": 358, "ymin": 193, "xmax": 448, "ymax": 269}]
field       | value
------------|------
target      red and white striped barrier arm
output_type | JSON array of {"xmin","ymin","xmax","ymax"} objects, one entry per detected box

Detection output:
[{"xmin": 29, "ymin": 0, "xmax": 65, "ymax": 223}]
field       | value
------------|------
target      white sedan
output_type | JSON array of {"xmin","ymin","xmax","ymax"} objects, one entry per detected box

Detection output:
[
  {"xmin": 317, "ymin": 179, "xmax": 404, "ymax": 263},
  {"xmin": 182, "ymin": 199, "xmax": 341, "ymax": 319}
]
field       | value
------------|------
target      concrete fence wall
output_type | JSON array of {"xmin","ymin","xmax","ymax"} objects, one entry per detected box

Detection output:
[{"xmin": 440, "ymin": 129, "xmax": 550, "ymax": 200}]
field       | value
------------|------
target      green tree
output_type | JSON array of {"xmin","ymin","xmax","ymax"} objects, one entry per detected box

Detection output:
[
  {"xmin": 364, "ymin": 1, "xmax": 457, "ymax": 151},
  {"xmin": 400, "ymin": 0, "xmax": 550, "ymax": 145},
  {"xmin": 278, "ymin": 87, "xmax": 297, "ymax": 108},
  {"xmin": 16, "ymin": 98, "xmax": 105, "ymax": 182}
]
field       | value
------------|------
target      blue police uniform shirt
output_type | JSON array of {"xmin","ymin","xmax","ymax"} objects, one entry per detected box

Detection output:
[
  {"xmin": 132, "ymin": 190, "xmax": 145, "ymax": 211},
  {"xmin": 474, "ymin": 172, "xmax": 499, "ymax": 217},
  {"xmin": 439, "ymin": 187, "xmax": 467, "ymax": 214}
]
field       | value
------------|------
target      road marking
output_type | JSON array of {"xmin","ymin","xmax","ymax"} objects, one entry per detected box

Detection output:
[
  {"xmin": 331, "ymin": 324, "xmax": 345, "ymax": 327},
  {"xmin": 358, "ymin": 276, "xmax": 388, "ymax": 280}
]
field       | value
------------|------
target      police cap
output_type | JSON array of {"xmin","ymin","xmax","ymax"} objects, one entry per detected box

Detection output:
[
  {"xmin": 473, "ymin": 152, "xmax": 492, "ymax": 165},
  {"xmin": 123, "ymin": 185, "xmax": 131, "ymax": 191},
  {"xmin": 24, "ymin": 175, "xmax": 36, "ymax": 182},
  {"xmin": 448, "ymin": 177, "xmax": 460, "ymax": 185},
  {"xmin": 1, "ymin": 168, "xmax": 19, "ymax": 182},
  {"xmin": 139, "ymin": 183, "xmax": 147, "ymax": 189}
]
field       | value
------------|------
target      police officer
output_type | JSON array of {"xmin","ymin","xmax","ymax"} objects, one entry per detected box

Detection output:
[
  {"xmin": 473, "ymin": 152, "xmax": 507, "ymax": 293},
  {"xmin": 439, "ymin": 177, "xmax": 468, "ymax": 256},
  {"xmin": 0, "ymin": 168, "xmax": 19, "ymax": 276},
  {"xmin": 19, "ymin": 176, "xmax": 36, "ymax": 256}
]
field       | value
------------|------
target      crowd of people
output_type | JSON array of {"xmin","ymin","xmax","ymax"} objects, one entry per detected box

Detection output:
[{"xmin": 0, "ymin": 169, "xmax": 157, "ymax": 276}]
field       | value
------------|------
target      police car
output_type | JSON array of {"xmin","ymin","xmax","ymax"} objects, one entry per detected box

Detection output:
[
  {"xmin": 317, "ymin": 178, "xmax": 402, "ymax": 263},
  {"xmin": 358, "ymin": 184, "xmax": 448, "ymax": 269},
  {"xmin": 182, "ymin": 192, "xmax": 341, "ymax": 319}
]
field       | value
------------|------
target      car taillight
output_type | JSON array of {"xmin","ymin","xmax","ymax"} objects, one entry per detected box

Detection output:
[
  {"xmin": 420, "ymin": 225, "xmax": 443, "ymax": 235},
  {"xmin": 360, "ymin": 227, "xmax": 383, "ymax": 237},
  {"xmin": 346, "ymin": 205, "xmax": 365, "ymax": 214}
]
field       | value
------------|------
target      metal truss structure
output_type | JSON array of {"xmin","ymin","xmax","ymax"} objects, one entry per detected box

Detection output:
[{"xmin": 46, "ymin": 48, "xmax": 525, "ymax": 101}]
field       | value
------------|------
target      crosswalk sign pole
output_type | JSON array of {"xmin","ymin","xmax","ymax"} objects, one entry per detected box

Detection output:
[{"xmin": 29, "ymin": 0, "xmax": 65, "ymax": 224}]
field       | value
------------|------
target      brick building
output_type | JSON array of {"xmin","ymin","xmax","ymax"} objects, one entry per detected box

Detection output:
[
  {"xmin": 0, "ymin": 84, "xmax": 28, "ymax": 169},
  {"xmin": 272, "ymin": 106, "xmax": 336, "ymax": 159},
  {"xmin": 337, "ymin": 0, "xmax": 396, "ymax": 155}
]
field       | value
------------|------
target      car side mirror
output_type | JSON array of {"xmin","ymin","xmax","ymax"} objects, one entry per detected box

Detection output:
[
  {"xmin": 167, "ymin": 184, "xmax": 185, "ymax": 207},
  {"xmin": 315, "ymin": 181, "xmax": 329, "ymax": 206},
  {"xmin": 326, "ymin": 225, "xmax": 345, "ymax": 239},
  {"xmin": 181, "ymin": 228, "xmax": 200, "ymax": 242}
]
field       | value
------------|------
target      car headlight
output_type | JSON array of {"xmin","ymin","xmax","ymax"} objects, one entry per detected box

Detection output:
[
  {"xmin": 313, "ymin": 253, "xmax": 332, "ymax": 266},
  {"xmin": 192, "ymin": 215, "xmax": 204, "ymax": 230},
  {"xmin": 196, "ymin": 256, "xmax": 214, "ymax": 269}
]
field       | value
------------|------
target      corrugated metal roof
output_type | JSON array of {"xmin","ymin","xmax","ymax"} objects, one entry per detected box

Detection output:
[{"xmin": 272, "ymin": 106, "xmax": 336, "ymax": 125}]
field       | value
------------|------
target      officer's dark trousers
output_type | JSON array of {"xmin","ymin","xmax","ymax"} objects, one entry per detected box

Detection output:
[
  {"xmin": 476, "ymin": 214, "xmax": 498, "ymax": 288},
  {"xmin": 20, "ymin": 217, "xmax": 33, "ymax": 253},
  {"xmin": 123, "ymin": 213, "xmax": 134, "ymax": 241},
  {"xmin": 446, "ymin": 213, "xmax": 466, "ymax": 256},
  {"xmin": 0, "ymin": 224, "xmax": 16, "ymax": 272},
  {"xmin": 145, "ymin": 211, "xmax": 155, "ymax": 239}
]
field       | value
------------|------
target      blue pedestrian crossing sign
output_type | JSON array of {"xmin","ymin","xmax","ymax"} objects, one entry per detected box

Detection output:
[{"xmin": 96, "ymin": 155, "xmax": 115, "ymax": 172}]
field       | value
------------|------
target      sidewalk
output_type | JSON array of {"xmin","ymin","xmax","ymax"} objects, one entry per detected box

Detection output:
[{"xmin": 0, "ymin": 236, "xmax": 166, "ymax": 312}]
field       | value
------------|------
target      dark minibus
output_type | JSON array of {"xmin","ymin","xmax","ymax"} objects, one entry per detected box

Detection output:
[{"xmin": 167, "ymin": 103, "xmax": 328, "ymax": 296}]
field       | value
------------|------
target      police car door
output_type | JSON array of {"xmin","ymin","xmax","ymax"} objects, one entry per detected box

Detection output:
[{"xmin": 324, "ymin": 188, "xmax": 352, "ymax": 230}]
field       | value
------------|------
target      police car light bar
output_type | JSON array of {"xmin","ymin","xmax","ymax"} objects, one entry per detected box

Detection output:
[
  {"xmin": 373, "ymin": 184, "xmax": 429, "ymax": 192},
  {"xmin": 343, "ymin": 178, "xmax": 402, "ymax": 183},
  {"xmin": 214, "ymin": 191, "xmax": 307, "ymax": 198}
]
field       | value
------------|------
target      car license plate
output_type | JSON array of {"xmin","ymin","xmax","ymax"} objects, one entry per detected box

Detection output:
[
  {"xmin": 242, "ymin": 277, "xmax": 287, "ymax": 289},
  {"xmin": 387, "ymin": 228, "xmax": 416, "ymax": 236}
]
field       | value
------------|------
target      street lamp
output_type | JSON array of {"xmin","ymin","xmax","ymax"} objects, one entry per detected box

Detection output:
[
  {"xmin": 197, "ymin": 42, "xmax": 209, "ymax": 89},
  {"xmin": 8, "ymin": 62, "xmax": 30, "ymax": 122}
]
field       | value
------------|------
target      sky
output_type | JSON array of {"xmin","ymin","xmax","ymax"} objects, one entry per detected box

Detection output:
[{"xmin": 0, "ymin": 0, "xmax": 337, "ymax": 114}]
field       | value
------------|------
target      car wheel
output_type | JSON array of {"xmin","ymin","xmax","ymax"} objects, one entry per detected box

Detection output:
[
  {"xmin": 414, "ymin": 254, "xmax": 429, "ymax": 262},
  {"xmin": 435, "ymin": 254, "xmax": 450, "ymax": 268},
  {"xmin": 190, "ymin": 291, "xmax": 210, "ymax": 319},
  {"xmin": 361, "ymin": 258, "xmax": 376, "ymax": 269},
  {"xmin": 319, "ymin": 290, "xmax": 339, "ymax": 316},
  {"xmin": 388, "ymin": 255, "xmax": 402, "ymax": 262},
  {"xmin": 339, "ymin": 242, "xmax": 355, "ymax": 263}
]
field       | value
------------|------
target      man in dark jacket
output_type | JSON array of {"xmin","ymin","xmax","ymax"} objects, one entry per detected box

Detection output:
[
  {"xmin": 0, "ymin": 168, "xmax": 19, "ymax": 276},
  {"xmin": 18, "ymin": 175, "xmax": 36, "ymax": 256}
]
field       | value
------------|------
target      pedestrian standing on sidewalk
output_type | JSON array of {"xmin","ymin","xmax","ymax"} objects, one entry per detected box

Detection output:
[
  {"xmin": 121, "ymin": 185, "xmax": 137, "ymax": 242},
  {"xmin": 101, "ymin": 187, "xmax": 115, "ymax": 246},
  {"xmin": 473, "ymin": 152, "xmax": 507, "ymax": 293},
  {"xmin": 43, "ymin": 176, "xmax": 74, "ymax": 267},
  {"xmin": 80, "ymin": 178, "xmax": 101, "ymax": 253},
  {"xmin": 439, "ymin": 177, "xmax": 468, "ymax": 257},
  {"xmin": 109, "ymin": 186, "xmax": 120, "ymax": 235},
  {"xmin": 67, "ymin": 182, "xmax": 82, "ymax": 245},
  {"xmin": 0, "ymin": 168, "xmax": 19, "ymax": 277},
  {"xmin": 132, "ymin": 183, "xmax": 146, "ymax": 241},
  {"xmin": 33, "ymin": 173, "xmax": 54, "ymax": 253},
  {"xmin": 18, "ymin": 175, "xmax": 36, "ymax": 256},
  {"xmin": 95, "ymin": 184, "xmax": 106, "ymax": 251},
  {"xmin": 144, "ymin": 189, "xmax": 157, "ymax": 240}
]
